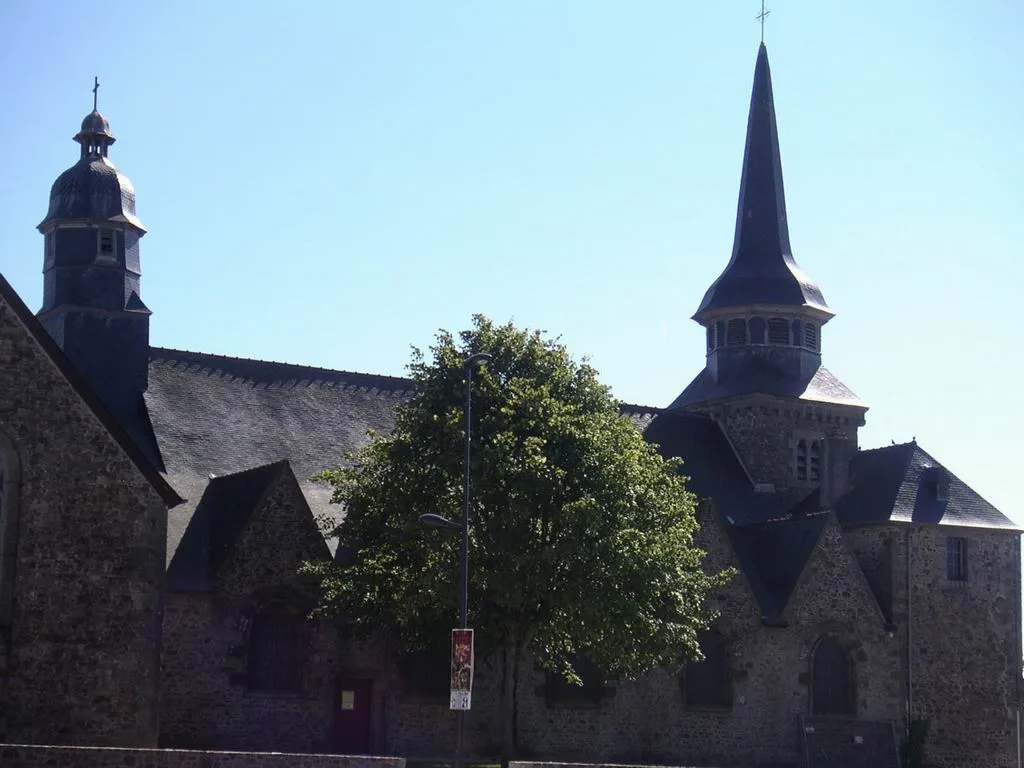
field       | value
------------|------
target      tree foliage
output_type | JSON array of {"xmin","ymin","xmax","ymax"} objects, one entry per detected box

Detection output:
[{"xmin": 308, "ymin": 316, "xmax": 732, "ymax": 758}]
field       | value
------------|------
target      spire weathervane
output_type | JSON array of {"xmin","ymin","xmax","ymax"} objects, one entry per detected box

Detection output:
[
  {"xmin": 92, "ymin": 76, "xmax": 99, "ymax": 111},
  {"xmin": 756, "ymin": 1, "xmax": 771, "ymax": 42}
]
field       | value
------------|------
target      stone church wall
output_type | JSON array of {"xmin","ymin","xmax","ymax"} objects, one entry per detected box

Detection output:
[
  {"xmin": 385, "ymin": 514, "xmax": 904, "ymax": 766},
  {"xmin": 693, "ymin": 395, "xmax": 862, "ymax": 501},
  {"xmin": 0, "ymin": 301, "xmax": 166, "ymax": 747},
  {"xmin": 159, "ymin": 473, "xmax": 341, "ymax": 752},
  {"xmin": 907, "ymin": 526, "xmax": 1020, "ymax": 768}
]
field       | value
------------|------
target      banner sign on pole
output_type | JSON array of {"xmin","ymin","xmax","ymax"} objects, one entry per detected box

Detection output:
[{"xmin": 450, "ymin": 628, "xmax": 474, "ymax": 710}]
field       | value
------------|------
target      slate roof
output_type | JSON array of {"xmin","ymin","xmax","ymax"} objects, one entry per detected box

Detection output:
[
  {"xmin": 39, "ymin": 111, "xmax": 144, "ymax": 232},
  {"xmin": 0, "ymin": 273, "xmax": 181, "ymax": 507},
  {"xmin": 146, "ymin": 347, "xmax": 415, "ymax": 564},
  {"xmin": 637, "ymin": 408, "xmax": 755, "ymax": 515},
  {"xmin": 694, "ymin": 42, "xmax": 829, "ymax": 321},
  {"xmin": 836, "ymin": 442, "xmax": 1018, "ymax": 531},
  {"xmin": 669, "ymin": 362, "xmax": 865, "ymax": 410},
  {"xmin": 167, "ymin": 461, "xmax": 288, "ymax": 591}
]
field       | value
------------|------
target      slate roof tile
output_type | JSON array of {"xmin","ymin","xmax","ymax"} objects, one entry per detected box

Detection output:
[
  {"xmin": 669, "ymin": 363, "xmax": 865, "ymax": 410},
  {"xmin": 836, "ymin": 442, "xmax": 1018, "ymax": 531}
]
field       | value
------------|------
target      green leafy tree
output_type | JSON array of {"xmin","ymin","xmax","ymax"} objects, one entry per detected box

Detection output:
[{"xmin": 308, "ymin": 316, "xmax": 733, "ymax": 765}]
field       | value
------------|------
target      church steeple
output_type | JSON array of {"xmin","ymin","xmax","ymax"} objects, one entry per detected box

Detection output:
[
  {"xmin": 37, "ymin": 85, "xmax": 152, "ymax": 435},
  {"xmin": 670, "ymin": 43, "xmax": 866, "ymax": 506},
  {"xmin": 694, "ymin": 43, "xmax": 830, "ymax": 323}
]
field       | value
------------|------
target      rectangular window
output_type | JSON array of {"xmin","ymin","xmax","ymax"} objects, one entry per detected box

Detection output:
[
  {"xmin": 99, "ymin": 229, "xmax": 114, "ymax": 254},
  {"xmin": 545, "ymin": 654, "xmax": 606, "ymax": 708},
  {"xmin": 947, "ymin": 537, "xmax": 968, "ymax": 582}
]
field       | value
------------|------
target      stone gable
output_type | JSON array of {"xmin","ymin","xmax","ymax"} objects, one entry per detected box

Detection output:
[
  {"xmin": 159, "ymin": 462, "xmax": 339, "ymax": 752},
  {"xmin": 217, "ymin": 463, "xmax": 332, "ymax": 597},
  {"xmin": 0, "ymin": 296, "xmax": 167, "ymax": 747}
]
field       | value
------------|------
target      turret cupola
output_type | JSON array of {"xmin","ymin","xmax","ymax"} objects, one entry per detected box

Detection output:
[{"xmin": 36, "ymin": 79, "xmax": 153, "ymax": 440}]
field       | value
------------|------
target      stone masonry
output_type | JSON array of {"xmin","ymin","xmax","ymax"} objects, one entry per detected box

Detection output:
[
  {"xmin": 0, "ymin": 297, "xmax": 167, "ymax": 747},
  {"xmin": 160, "ymin": 466, "xmax": 340, "ymax": 752}
]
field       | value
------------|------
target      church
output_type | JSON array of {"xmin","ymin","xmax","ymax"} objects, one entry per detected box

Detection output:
[{"xmin": 0, "ymin": 42, "xmax": 1018, "ymax": 768}]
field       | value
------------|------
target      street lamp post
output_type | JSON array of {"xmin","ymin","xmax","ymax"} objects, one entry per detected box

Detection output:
[{"xmin": 420, "ymin": 351, "xmax": 492, "ymax": 768}]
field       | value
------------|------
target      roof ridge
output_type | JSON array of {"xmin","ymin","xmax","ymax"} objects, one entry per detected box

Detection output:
[
  {"xmin": 859, "ymin": 440, "xmax": 916, "ymax": 456},
  {"xmin": 208, "ymin": 458, "xmax": 290, "ymax": 484},
  {"xmin": 150, "ymin": 346, "xmax": 415, "ymax": 387}
]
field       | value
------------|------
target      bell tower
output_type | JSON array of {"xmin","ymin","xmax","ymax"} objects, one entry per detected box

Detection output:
[
  {"xmin": 672, "ymin": 45, "xmax": 867, "ymax": 507},
  {"xmin": 36, "ymin": 80, "xmax": 151, "ymax": 433}
]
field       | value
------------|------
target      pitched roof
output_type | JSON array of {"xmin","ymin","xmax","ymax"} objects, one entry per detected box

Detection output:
[
  {"xmin": 836, "ymin": 441, "xmax": 1018, "ymax": 531},
  {"xmin": 694, "ymin": 42, "xmax": 830, "ymax": 321},
  {"xmin": 146, "ymin": 347, "xmax": 415, "ymax": 563},
  {"xmin": 669, "ymin": 362, "xmax": 866, "ymax": 410},
  {"xmin": 0, "ymin": 272, "xmax": 181, "ymax": 507},
  {"xmin": 638, "ymin": 408, "xmax": 755, "ymax": 514},
  {"xmin": 727, "ymin": 508, "xmax": 830, "ymax": 625}
]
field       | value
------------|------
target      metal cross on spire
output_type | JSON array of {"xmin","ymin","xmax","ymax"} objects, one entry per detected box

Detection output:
[
  {"xmin": 92, "ymin": 76, "xmax": 99, "ymax": 111},
  {"xmin": 756, "ymin": 1, "xmax": 771, "ymax": 42}
]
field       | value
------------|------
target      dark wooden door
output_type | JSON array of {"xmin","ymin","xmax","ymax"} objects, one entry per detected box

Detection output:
[{"xmin": 334, "ymin": 678, "xmax": 373, "ymax": 754}]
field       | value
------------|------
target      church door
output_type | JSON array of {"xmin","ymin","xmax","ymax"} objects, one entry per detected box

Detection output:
[{"xmin": 333, "ymin": 677, "xmax": 373, "ymax": 754}]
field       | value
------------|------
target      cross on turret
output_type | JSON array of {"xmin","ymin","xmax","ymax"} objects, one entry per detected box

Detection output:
[
  {"xmin": 757, "ymin": 1, "xmax": 771, "ymax": 42},
  {"xmin": 93, "ymin": 76, "xmax": 99, "ymax": 111}
]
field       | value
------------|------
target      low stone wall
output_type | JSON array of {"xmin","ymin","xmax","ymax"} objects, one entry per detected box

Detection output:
[
  {"xmin": 510, "ymin": 763, "xmax": 722, "ymax": 768},
  {"xmin": 0, "ymin": 744, "xmax": 406, "ymax": 768}
]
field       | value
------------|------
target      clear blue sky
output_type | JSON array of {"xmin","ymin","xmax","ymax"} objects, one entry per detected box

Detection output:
[{"xmin": 1, "ymin": 2, "xmax": 1021, "ymax": 523}]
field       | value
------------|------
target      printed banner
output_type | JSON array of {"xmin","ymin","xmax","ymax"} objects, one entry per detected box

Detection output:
[{"xmin": 450, "ymin": 628, "xmax": 474, "ymax": 710}]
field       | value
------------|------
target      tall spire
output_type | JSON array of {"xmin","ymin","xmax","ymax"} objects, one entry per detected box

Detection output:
[{"xmin": 693, "ymin": 43, "xmax": 829, "ymax": 322}]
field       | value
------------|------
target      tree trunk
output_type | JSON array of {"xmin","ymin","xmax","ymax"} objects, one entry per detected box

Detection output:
[{"xmin": 499, "ymin": 639, "xmax": 518, "ymax": 768}]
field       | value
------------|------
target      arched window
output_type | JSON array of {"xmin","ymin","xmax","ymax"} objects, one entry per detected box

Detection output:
[
  {"xmin": 811, "ymin": 636, "xmax": 854, "ymax": 715},
  {"xmin": 767, "ymin": 317, "xmax": 790, "ymax": 345},
  {"xmin": 682, "ymin": 631, "xmax": 731, "ymax": 709},
  {"xmin": 725, "ymin": 318, "xmax": 747, "ymax": 346},
  {"xmin": 403, "ymin": 630, "xmax": 450, "ymax": 699},
  {"xmin": 748, "ymin": 317, "xmax": 767, "ymax": 345},
  {"xmin": 795, "ymin": 436, "xmax": 824, "ymax": 483},
  {"xmin": 0, "ymin": 432, "xmax": 21, "ymax": 629},
  {"xmin": 545, "ymin": 653, "xmax": 606, "ymax": 707},
  {"xmin": 247, "ymin": 602, "xmax": 305, "ymax": 693}
]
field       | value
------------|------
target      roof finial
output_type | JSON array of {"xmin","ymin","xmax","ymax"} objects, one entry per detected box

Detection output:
[
  {"xmin": 92, "ymin": 76, "xmax": 99, "ymax": 111},
  {"xmin": 757, "ymin": 1, "xmax": 771, "ymax": 43}
]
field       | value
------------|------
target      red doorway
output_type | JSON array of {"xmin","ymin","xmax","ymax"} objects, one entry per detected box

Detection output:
[{"xmin": 334, "ymin": 677, "xmax": 373, "ymax": 754}]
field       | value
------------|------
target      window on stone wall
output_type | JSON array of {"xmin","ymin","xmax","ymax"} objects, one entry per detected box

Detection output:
[
  {"xmin": 545, "ymin": 653, "xmax": 605, "ymax": 707},
  {"xmin": 795, "ymin": 437, "xmax": 823, "ymax": 483},
  {"xmin": 247, "ymin": 603, "xmax": 304, "ymax": 693},
  {"xmin": 403, "ymin": 632, "xmax": 451, "ymax": 699},
  {"xmin": 811, "ymin": 636, "xmax": 854, "ymax": 715},
  {"xmin": 681, "ymin": 631, "xmax": 731, "ymax": 709},
  {"xmin": 947, "ymin": 537, "xmax": 968, "ymax": 582},
  {"xmin": 0, "ymin": 436, "xmax": 20, "ymax": 629},
  {"xmin": 809, "ymin": 441, "xmax": 821, "ymax": 482}
]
